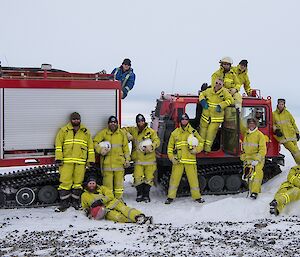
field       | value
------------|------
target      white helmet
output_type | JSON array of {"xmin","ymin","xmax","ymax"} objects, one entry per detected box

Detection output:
[
  {"xmin": 187, "ymin": 134, "xmax": 199, "ymax": 147},
  {"xmin": 99, "ymin": 141, "xmax": 111, "ymax": 151},
  {"xmin": 220, "ymin": 57, "xmax": 233, "ymax": 65},
  {"xmin": 138, "ymin": 138, "xmax": 152, "ymax": 152}
]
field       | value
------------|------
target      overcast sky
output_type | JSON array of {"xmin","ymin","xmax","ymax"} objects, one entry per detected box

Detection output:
[{"xmin": 1, "ymin": 0, "xmax": 300, "ymax": 114}]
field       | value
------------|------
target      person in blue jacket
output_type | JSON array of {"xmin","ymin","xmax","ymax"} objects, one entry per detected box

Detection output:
[{"xmin": 111, "ymin": 58, "xmax": 136, "ymax": 99}]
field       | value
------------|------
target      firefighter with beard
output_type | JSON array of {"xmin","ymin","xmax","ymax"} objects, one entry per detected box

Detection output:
[
  {"xmin": 273, "ymin": 98, "xmax": 300, "ymax": 164},
  {"xmin": 123, "ymin": 114, "xmax": 160, "ymax": 203},
  {"xmin": 81, "ymin": 176, "xmax": 153, "ymax": 224},
  {"xmin": 165, "ymin": 113, "xmax": 205, "ymax": 204},
  {"xmin": 240, "ymin": 118, "xmax": 267, "ymax": 200},
  {"xmin": 270, "ymin": 165, "xmax": 300, "ymax": 216},
  {"xmin": 211, "ymin": 57, "xmax": 242, "ymax": 110},
  {"xmin": 199, "ymin": 78, "xmax": 234, "ymax": 152},
  {"xmin": 93, "ymin": 116, "xmax": 130, "ymax": 199},
  {"xmin": 55, "ymin": 112, "xmax": 95, "ymax": 212}
]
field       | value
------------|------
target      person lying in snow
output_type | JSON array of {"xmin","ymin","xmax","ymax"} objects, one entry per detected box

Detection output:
[
  {"xmin": 270, "ymin": 165, "xmax": 300, "ymax": 216},
  {"xmin": 81, "ymin": 176, "xmax": 153, "ymax": 224}
]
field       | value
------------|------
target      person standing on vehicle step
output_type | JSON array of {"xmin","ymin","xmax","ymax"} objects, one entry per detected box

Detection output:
[
  {"xmin": 198, "ymin": 78, "xmax": 234, "ymax": 152},
  {"xmin": 165, "ymin": 113, "xmax": 205, "ymax": 204},
  {"xmin": 93, "ymin": 116, "xmax": 130, "ymax": 199},
  {"xmin": 55, "ymin": 112, "xmax": 95, "ymax": 212},
  {"xmin": 240, "ymin": 118, "xmax": 266, "ymax": 200},
  {"xmin": 273, "ymin": 98, "xmax": 300, "ymax": 164},
  {"xmin": 81, "ymin": 176, "xmax": 153, "ymax": 224},
  {"xmin": 269, "ymin": 165, "xmax": 300, "ymax": 216},
  {"xmin": 211, "ymin": 57, "xmax": 242, "ymax": 110},
  {"xmin": 232, "ymin": 59, "xmax": 253, "ymax": 96},
  {"xmin": 123, "ymin": 114, "xmax": 160, "ymax": 203},
  {"xmin": 112, "ymin": 58, "xmax": 136, "ymax": 99}
]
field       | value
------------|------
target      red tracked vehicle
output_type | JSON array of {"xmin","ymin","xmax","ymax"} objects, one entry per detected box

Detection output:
[{"xmin": 151, "ymin": 90, "xmax": 284, "ymax": 195}]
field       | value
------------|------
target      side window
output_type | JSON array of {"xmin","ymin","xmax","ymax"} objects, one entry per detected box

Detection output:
[
  {"xmin": 185, "ymin": 103, "xmax": 197, "ymax": 119},
  {"xmin": 241, "ymin": 106, "xmax": 266, "ymax": 128},
  {"xmin": 185, "ymin": 103, "xmax": 198, "ymax": 129}
]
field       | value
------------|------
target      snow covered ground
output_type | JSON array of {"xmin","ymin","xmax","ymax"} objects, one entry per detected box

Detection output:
[{"xmin": 1, "ymin": 147, "xmax": 300, "ymax": 256}]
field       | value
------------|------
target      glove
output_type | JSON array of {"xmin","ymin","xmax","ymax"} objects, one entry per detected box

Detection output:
[
  {"xmin": 200, "ymin": 99, "xmax": 209, "ymax": 109},
  {"xmin": 100, "ymin": 147, "xmax": 109, "ymax": 156},
  {"xmin": 144, "ymin": 145, "xmax": 154, "ymax": 153},
  {"xmin": 251, "ymin": 160, "xmax": 259, "ymax": 166},
  {"xmin": 170, "ymin": 157, "xmax": 179, "ymax": 165},
  {"xmin": 98, "ymin": 69, "xmax": 106, "ymax": 74},
  {"xmin": 127, "ymin": 132, "xmax": 133, "ymax": 141},
  {"xmin": 55, "ymin": 160, "xmax": 63, "ymax": 166},
  {"xmin": 201, "ymin": 83, "xmax": 208, "ymax": 92},
  {"xmin": 124, "ymin": 160, "xmax": 131, "ymax": 168},
  {"xmin": 297, "ymin": 133, "xmax": 300, "ymax": 141},
  {"xmin": 190, "ymin": 146, "xmax": 198, "ymax": 154},
  {"xmin": 215, "ymin": 105, "xmax": 222, "ymax": 113},
  {"xmin": 274, "ymin": 129, "xmax": 283, "ymax": 137},
  {"xmin": 91, "ymin": 199, "xmax": 103, "ymax": 208}
]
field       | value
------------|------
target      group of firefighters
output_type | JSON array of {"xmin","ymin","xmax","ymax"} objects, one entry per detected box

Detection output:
[{"xmin": 54, "ymin": 57, "xmax": 300, "ymax": 224}]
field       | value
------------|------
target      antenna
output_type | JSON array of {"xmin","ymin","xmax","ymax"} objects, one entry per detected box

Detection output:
[{"xmin": 171, "ymin": 59, "xmax": 178, "ymax": 93}]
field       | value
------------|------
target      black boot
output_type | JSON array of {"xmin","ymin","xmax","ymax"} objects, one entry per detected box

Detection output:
[
  {"xmin": 250, "ymin": 193, "xmax": 258, "ymax": 200},
  {"xmin": 165, "ymin": 198, "xmax": 174, "ymax": 204},
  {"xmin": 142, "ymin": 184, "xmax": 151, "ymax": 203},
  {"xmin": 136, "ymin": 184, "xmax": 144, "ymax": 202},
  {"xmin": 135, "ymin": 214, "xmax": 153, "ymax": 225},
  {"xmin": 55, "ymin": 190, "xmax": 71, "ymax": 212},
  {"xmin": 71, "ymin": 189, "xmax": 82, "ymax": 210},
  {"xmin": 269, "ymin": 199, "xmax": 279, "ymax": 216}
]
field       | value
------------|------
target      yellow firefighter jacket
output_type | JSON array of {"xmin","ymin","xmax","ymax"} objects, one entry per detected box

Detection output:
[
  {"xmin": 168, "ymin": 123, "xmax": 204, "ymax": 165},
  {"xmin": 199, "ymin": 86, "xmax": 234, "ymax": 123},
  {"xmin": 211, "ymin": 67, "xmax": 241, "ymax": 91},
  {"xmin": 273, "ymin": 108, "xmax": 299, "ymax": 144},
  {"xmin": 232, "ymin": 65, "xmax": 251, "ymax": 95},
  {"xmin": 55, "ymin": 123, "xmax": 95, "ymax": 165},
  {"xmin": 123, "ymin": 124, "xmax": 160, "ymax": 165},
  {"xmin": 81, "ymin": 185, "xmax": 121, "ymax": 210},
  {"xmin": 240, "ymin": 128, "xmax": 267, "ymax": 162},
  {"xmin": 280, "ymin": 165, "xmax": 300, "ymax": 189},
  {"xmin": 93, "ymin": 127, "xmax": 130, "ymax": 170}
]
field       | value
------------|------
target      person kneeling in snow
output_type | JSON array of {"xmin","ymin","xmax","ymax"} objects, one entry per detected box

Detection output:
[
  {"xmin": 81, "ymin": 176, "xmax": 153, "ymax": 224},
  {"xmin": 270, "ymin": 165, "xmax": 300, "ymax": 216}
]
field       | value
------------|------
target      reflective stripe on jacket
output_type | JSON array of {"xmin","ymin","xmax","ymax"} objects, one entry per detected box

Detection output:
[
  {"xmin": 240, "ymin": 128, "xmax": 266, "ymax": 162},
  {"xmin": 273, "ymin": 108, "xmax": 299, "ymax": 143},
  {"xmin": 199, "ymin": 86, "xmax": 233, "ymax": 123},
  {"xmin": 55, "ymin": 122, "xmax": 95, "ymax": 164},
  {"xmin": 123, "ymin": 124, "xmax": 160, "ymax": 164},
  {"xmin": 168, "ymin": 123, "xmax": 204, "ymax": 164}
]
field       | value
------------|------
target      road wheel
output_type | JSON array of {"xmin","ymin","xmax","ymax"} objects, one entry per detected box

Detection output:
[{"xmin": 16, "ymin": 187, "xmax": 35, "ymax": 206}]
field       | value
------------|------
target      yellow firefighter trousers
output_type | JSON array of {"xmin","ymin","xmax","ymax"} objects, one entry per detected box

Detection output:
[
  {"xmin": 134, "ymin": 164, "xmax": 156, "ymax": 186},
  {"xmin": 167, "ymin": 163, "xmax": 201, "ymax": 199},
  {"xmin": 283, "ymin": 141, "xmax": 300, "ymax": 165},
  {"xmin": 105, "ymin": 200, "xmax": 142, "ymax": 223},
  {"xmin": 199, "ymin": 119, "xmax": 220, "ymax": 152},
  {"xmin": 248, "ymin": 161, "xmax": 264, "ymax": 194},
  {"xmin": 102, "ymin": 168, "xmax": 124, "ymax": 199},
  {"xmin": 232, "ymin": 92, "xmax": 242, "ymax": 110},
  {"xmin": 274, "ymin": 186, "xmax": 300, "ymax": 213},
  {"xmin": 58, "ymin": 163, "xmax": 85, "ymax": 190}
]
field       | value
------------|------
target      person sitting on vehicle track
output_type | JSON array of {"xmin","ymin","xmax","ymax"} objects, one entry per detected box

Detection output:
[
  {"xmin": 232, "ymin": 59, "xmax": 253, "ymax": 96},
  {"xmin": 165, "ymin": 113, "xmax": 205, "ymax": 204},
  {"xmin": 240, "ymin": 118, "xmax": 267, "ymax": 200},
  {"xmin": 270, "ymin": 165, "xmax": 300, "ymax": 216},
  {"xmin": 81, "ymin": 175, "xmax": 153, "ymax": 224},
  {"xmin": 211, "ymin": 57, "xmax": 242, "ymax": 110},
  {"xmin": 273, "ymin": 98, "xmax": 300, "ymax": 165},
  {"xmin": 198, "ymin": 78, "xmax": 234, "ymax": 153},
  {"xmin": 122, "ymin": 114, "xmax": 160, "ymax": 203},
  {"xmin": 55, "ymin": 112, "xmax": 95, "ymax": 212},
  {"xmin": 112, "ymin": 58, "xmax": 136, "ymax": 99},
  {"xmin": 93, "ymin": 115, "xmax": 130, "ymax": 199}
]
